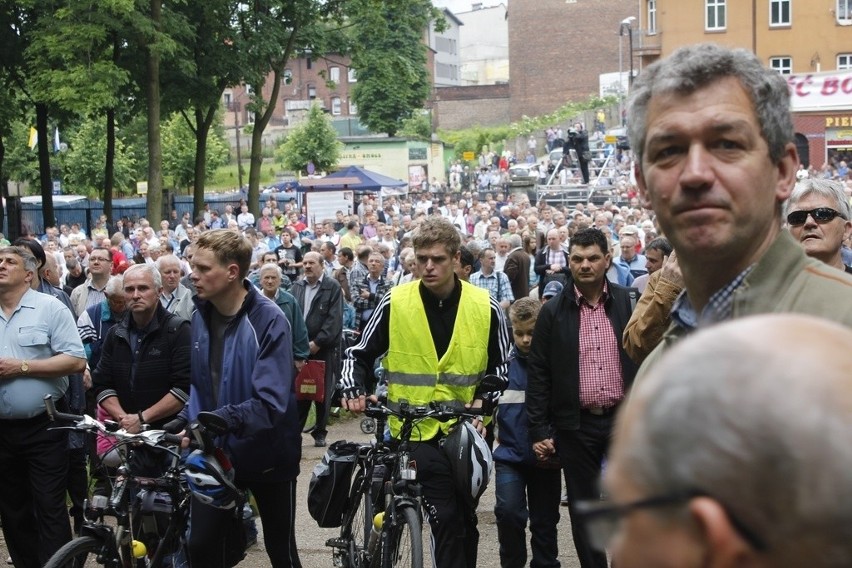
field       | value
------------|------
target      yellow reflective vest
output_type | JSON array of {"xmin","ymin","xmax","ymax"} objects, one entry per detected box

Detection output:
[{"xmin": 385, "ymin": 280, "xmax": 491, "ymax": 441}]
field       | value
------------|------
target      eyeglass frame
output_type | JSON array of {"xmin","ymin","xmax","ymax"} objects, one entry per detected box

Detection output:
[
  {"xmin": 574, "ymin": 488, "xmax": 767, "ymax": 553},
  {"xmin": 785, "ymin": 207, "xmax": 846, "ymax": 227}
]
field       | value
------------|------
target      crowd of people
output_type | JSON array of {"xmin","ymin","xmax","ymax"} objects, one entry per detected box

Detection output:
[{"xmin": 2, "ymin": 42, "xmax": 852, "ymax": 568}]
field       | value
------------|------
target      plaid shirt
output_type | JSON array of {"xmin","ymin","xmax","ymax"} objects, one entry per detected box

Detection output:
[
  {"xmin": 470, "ymin": 270, "xmax": 514, "ymax": 304},
  {"xmin": 575, "ymin": 282, "xmax": 624, "ymax": 409},
  {"xmin": 671, "ymin": 265, "xmax": 755, "ymax": 330}
]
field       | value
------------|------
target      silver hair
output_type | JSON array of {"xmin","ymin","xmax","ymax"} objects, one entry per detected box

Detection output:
[
  {"xmin": 259, "ymin": 263, "xmax": 283, "ymax": 279},
  {"xmin": 104, "ymin": 275, "xmax": 124, "ymax": 296},
  {"xmin": 784, "ymin": 178, "xmax": 852, "ymax": 220},
  {"xmin": 1, "ymin": 246, "xmax": 38, "ymax": 273},
  {"xmin": 155, "ymin": 254, "xmax": 181, "ymax": 271},
  {"xmin": 123, "ymin": 262, "xmax": 162, "ymax": 289},
  {"xmin": 627, "ymin": 43, "xmax": 794, "ymax": 168},
  {"xmin": 507, "ymin": 234, "xmax": 522, "ymax": 249},
  {"xmin": 619, "ymin": 316, "xmax": 852, "ymax": 565}
]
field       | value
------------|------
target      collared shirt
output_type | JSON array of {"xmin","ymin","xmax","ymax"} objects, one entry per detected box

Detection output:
[
  {"xmin": 160, "ymin": 291, "xmax": 176, "ymax": 311},
  {"xmin": 547, "ymin": 248, "xmax": 567, "ymax": 269},
  {"xmin": 303, "ymin": 274, "xmax": 324, "ymax": 316},
  {"xmin": 470, "ymin": 270, "xmax": 514, "ymax": 305},
  {"xmin": 85, "ymin": 282, "xmax": 107, "ymax": 313},
  {"xmin": 671, "ymin": 265, "xmax": 755, "ymax": 330},
  {"xmin": 0, "ymin": 289, "xmax": 86, "ymax": 419},
  {"xmin": 575, "ymin": 283, "xmax": 624, "ymax": 409}
]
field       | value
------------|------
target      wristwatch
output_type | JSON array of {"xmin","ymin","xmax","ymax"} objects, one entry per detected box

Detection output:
[{"xmin": 20, "ymin": 360, "xmax": 29, "ymax": 374}]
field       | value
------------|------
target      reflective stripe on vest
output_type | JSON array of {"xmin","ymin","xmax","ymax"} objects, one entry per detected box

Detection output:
[{"xmin": 385, "ymin": 280, "xmax": 491, "ymax": 441}]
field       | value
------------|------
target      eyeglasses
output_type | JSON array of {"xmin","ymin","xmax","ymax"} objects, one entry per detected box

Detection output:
[
  {"xmin": 574, "ymin": 489, "xmax": 767, "ymax": 553},
  {"xmin": 786, "ymin": 207, "xmax": 845, "ymax": 226}
]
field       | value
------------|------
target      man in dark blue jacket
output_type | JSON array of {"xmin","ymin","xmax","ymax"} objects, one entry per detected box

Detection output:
[{"xmin": 182, "ymin": 229, "xmax": 302, "ymax": 568}]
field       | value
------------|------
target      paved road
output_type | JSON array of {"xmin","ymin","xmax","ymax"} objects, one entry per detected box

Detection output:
[{"xmin": 1, "ymin": 413, "xmax": 582, "ymax": 567}]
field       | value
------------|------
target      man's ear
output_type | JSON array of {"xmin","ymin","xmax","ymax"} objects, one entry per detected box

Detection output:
[
  {"xmin": 635, "ymin": 163, "xmax": 653, "ymax": 210},
  {"xmin": 687, "ymin": 497, "xmax": 761, "ymax": 568}
]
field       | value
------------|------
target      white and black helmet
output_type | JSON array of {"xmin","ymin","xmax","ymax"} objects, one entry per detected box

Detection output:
[{"xmin": 441, "ymin": 421, "xmax": 494, "ymax": 508}]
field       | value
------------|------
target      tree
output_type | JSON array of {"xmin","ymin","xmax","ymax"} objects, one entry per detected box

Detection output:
[
  {"xmin": 162, "ymin": 112, "xmax": 229, "ymax": 191},
  {"xmin": 64, "ymin": 116, "xmax": 137, "ymax": 198},
  {"xmin": 275, "ymin": 104, "xmax": 341, "ymax": 174},
  {"xmin": 347, "ymin": 0, "xmax": 441, "ymax": 137}
]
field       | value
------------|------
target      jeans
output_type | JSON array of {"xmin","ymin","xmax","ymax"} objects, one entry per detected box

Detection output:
[
  {"xmin": 494, "ymin": 461, "xmax": 561, "ymax": 568},
  {"xmin": 557, "ymin": 412, "xmax": 615, "ymax": 568}
]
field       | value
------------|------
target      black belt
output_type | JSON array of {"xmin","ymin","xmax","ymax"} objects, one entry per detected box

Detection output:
[{"xmin": 582, "ymin": 405, "xmax": 618, "ymax": 416}]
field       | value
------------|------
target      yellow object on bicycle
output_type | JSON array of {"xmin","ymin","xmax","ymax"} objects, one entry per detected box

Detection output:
[
  {"xmin": 131, "ymin": 540, "xmax": 147, "ymax": 558},
  {"xmin": 373, "ymin": 512, "xmax": 384, "ymax": 530}
]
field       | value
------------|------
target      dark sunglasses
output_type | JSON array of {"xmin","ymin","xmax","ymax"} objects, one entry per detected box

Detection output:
[{"xmin": 786, "ymin": 207, "xmax": 845, "ymax": 226}]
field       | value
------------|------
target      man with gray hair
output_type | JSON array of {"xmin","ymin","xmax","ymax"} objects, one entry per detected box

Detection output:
[
  {"xmin": 156, "ymin": 254, "xmax": 194, "ymax": 321},
  {"xmin": 784, "ymin": 178, "xmax": 852, "ymax": 274},
  {"xmin": 590, "ymin": 314, "xmax": 852, "ymax": 567},
  {"xmin": 627, "ymin": 43, "xmax": 852, "ymax": 369}
]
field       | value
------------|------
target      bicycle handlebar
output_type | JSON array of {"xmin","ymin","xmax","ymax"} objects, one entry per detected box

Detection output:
[
  {"xmin": 44, "ymin": 394, "xmax": 195, "ymax": 450},
  {"xmin": 363, "ymin": 399, "xmax": 484, "ymax": 422}
]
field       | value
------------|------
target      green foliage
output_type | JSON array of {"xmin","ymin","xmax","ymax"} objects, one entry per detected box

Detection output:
[
  {"xmin": 161, "ymin": 113, "xmax": 229, "ymax": 191},
  {"xmin": 347, "ymin": 0, "xmax": 438, "ymax": 136},
  {"xmin": 64, "ymin": 115, "xmax": 137, "ymax": 196},
  {"xmin": 275, "ymin": 104, "xmax": 341, "ymax": 174},
  {"xmin": 2, "ymin": 120, "xmax": 41, "ymax": 185},
  {"xmin": 398, "ymin": 111, "xmax": 432, "ymax": 141}
]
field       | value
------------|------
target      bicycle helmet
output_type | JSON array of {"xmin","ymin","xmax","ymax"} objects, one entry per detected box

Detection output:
[
  {"xmin": 184, "ymin": 449, "xmax": 242, "ymax": 510},
  {"xmin": 441, "ymin": 421, "xmax": 493, "ymax": 508}
]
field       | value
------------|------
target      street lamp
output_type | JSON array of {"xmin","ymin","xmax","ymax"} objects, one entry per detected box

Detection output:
[{"xmin": 620, "ymin": 16, "xmax": 636, "ymax": 88}]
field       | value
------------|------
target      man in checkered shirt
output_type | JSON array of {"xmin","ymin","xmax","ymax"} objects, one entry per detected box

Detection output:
[
  {"xmin": 469, "ymin": 248, "xmax": 513, "ymax": 310},
  {"xmin": 526, "ymin": 227, "xmax": 640, "ymax": 568}
]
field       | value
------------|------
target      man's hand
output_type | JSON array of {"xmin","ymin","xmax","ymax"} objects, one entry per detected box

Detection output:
[
  {"xmin": 341, "ymin": 394, "xmax": 369, "ymax": 413},
  {"xmin": 295, "ymin": 359, "xmax": 306, "ymax": 372},
  {"xmin": 0, "ymin": 358, "xmax": 24, "ymax": 379},
  {"xmin": 660, "ymin": 250, "xmax": 684, "ymax": 288},
  {"xmin": 465, "ymin": 399, "xmax": 487, "ymax": 436},
  {"xmin": 119, "ymin": 413, "xmax": 144, "ymax": 434},
  {"xmin": 360, "ymin": 289, "xmax": 370, "ymax": 299},
  {"xmin": 82, "ymin": 368, "xmax": 93, "ymax": 390},
  {"xmin": 533, "ymin": 438, "xmax": 556, "ymax": 461},
  {"xmin": 309, "ymin": 341, "xmax": 319, "ymax": 355}
]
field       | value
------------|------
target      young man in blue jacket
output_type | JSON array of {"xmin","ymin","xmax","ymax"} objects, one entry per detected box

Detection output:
[{"xmin": 181, "ymin": 229, "xmax": 303, "ymax": 568}]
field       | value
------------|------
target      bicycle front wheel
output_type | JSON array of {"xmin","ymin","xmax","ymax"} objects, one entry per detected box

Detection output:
[
  {"xmin": 43, "ymin": 536, "xmax": 111, "ymax": 568},
  {"xmin": 384, "ymin": 505, "xmax": 422, "ymax": 568}
]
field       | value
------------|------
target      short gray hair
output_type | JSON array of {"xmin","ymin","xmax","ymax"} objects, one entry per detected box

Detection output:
[
  {"xmin": 507, "ymin": 234, "xmax": 522, "ymax": 249},
  {"xmin": 259, "ymin": 263, "xmax": 283, "ymax": 279},
  {"xmin": 123, "ymin": 263, "xmax": 162, "ymax": 289},
  {"xmin": 104, "ymin": 275, "xmax": 124, "ymax": 296},
  {"xmin": 155, "ymin": 254, "xmax": 181, "ymax": 271},
  {"xmin": 616, "ymin": 315, "xmax": 852, "ymax": 566},
  {"xmin": 785, "ymin": 178, "xmax": 852, "ymax": 221},
  {"xmin": 627, "ymin": 43, "xmax": 794, "ymax": 168}
]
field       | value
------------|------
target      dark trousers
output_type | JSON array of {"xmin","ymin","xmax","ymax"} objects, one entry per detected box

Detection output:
[
  {"xmin": 577, "ymin": 158, "xmax": 590, "ymax": 184},
  {"xmin": 557, "ymin": 412, "xmax": 614, "ymax": 568},
  {"xmin": 0, "ymin": 412, "xmax": 72, "ymax": 568},
  {"xmin": 494, "ymin": 461, "xmax": 561, "ymax": 568},
  {"xmin": 411, "ymin": 441, "xmax": 479, "ymax": 568},
  {"xmin": 187, "ymin": 477, "xmax": 301, "ymax": 568},
  {"xmin": 297, "ymin": 357, "xmax": 335, "ymax": 438},
  {"xmin": 67, "ymin": 447, "xmax": 89, "ymax": 533}
]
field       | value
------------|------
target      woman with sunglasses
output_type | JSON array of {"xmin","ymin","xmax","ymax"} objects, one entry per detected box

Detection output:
[{"xmin": 784, "ymin": 178, "xmax": 852, "ymax": 274}]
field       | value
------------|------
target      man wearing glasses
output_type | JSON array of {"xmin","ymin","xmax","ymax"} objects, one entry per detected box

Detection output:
[
  {"xmin": 627, "ymin": 43, "xmax": 852, "ymax": 371},
  {"xmin": 70, "ymin": 247, "xmax": 113, "ymax": 318},
  {"xmin": 582, "ymin": 314, "xmax": 852, "ymax": 567},
  {"xmin": 785, "ymin": 178, "xmax": 852, "ymax": 274}
]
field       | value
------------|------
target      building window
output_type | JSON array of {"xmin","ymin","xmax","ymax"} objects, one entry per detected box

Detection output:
[
  {"xmin": 349, "ymin": 100, "xmax": 358, "ymax": 115},
  {"xmin": 308, "ymin": 85, "xmax": 317, "ymax": 100},
  {"xmin": 706, "ymin": 0, "xmax": 726, "ymax": 30},
  {"xmin": 329, "ymin": 67, "xmax": 340, "ymax": 83},
  {"xmin": 283, "ymin": 69, "xmax": 293, "ymax": 85},
  {"xmin": 331, "ymin": 97, "xmax": 341, "ymax": 115},
  {"xmin": 838, "ymin": 53, "xmax": 852, "ymax": 70},
  {"xmin": 648, "ymin": 0, "xmax": 657, "ymax": 34},
  {"xmin": 306, "ymin": 58, "xmax": 312, "ymax": 70},
  {"xmin": 348, "ymin": 68, "xmax": 357, "ymax": 83},
  {"xmin": 769, "ymin": 56, "xmax": 792, "ymax": 74},
  {"xmin": 770, "ymin": 0, "xmax": 791, "ymax": 25},
  {"xmin": 223, "ymin": 92, "xmax": 232, "ymax": 106},
  {"xmin": 838, "ymin": 0, "xmax": 852, "ymax": 21}
]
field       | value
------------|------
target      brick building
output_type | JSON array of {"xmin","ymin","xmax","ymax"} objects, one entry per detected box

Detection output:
[{"xmin": 506, "ymin": 0, "xmax": 638, "ymax": 121}]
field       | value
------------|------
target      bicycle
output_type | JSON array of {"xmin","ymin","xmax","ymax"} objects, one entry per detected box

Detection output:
[
  {"xmin": 41, "ymin": 395, "xmax": 235, "ymax": 568},
  {"xmin": 327, "ymin": 397, "xmax": 493, "ymax": 568}
]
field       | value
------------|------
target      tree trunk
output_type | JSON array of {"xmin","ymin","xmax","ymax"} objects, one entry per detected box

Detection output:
[
  {"xmin": 192, "ymin": 105, "xmax": 216, "ymax": 220},
  {"xmin": 0, "ymin": 135, "xmax": 6, "ymax": 234},
  {"xmin": 247, "ymin": 62, "xmax": 288, "ymax": 217},
  {"xmin": 145, "ymin": 0, "xmax": 163, "ymax": 225},
  {"xmin": 104, "ymin": 108, "xmax": 115, "ymax": 222},
  {"xmin": 36, "ymin": 102, "xmax": 55, "ymax": 233}
]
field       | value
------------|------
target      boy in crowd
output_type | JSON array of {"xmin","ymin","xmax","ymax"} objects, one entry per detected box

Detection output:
[{"xmin": 494, "ymin": 297, "xmax": 561, "ymax": 568}]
